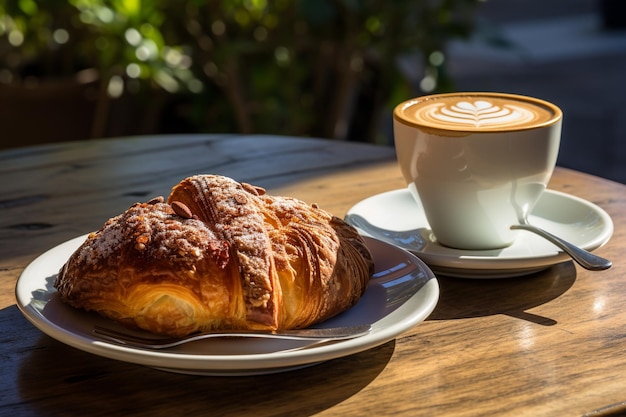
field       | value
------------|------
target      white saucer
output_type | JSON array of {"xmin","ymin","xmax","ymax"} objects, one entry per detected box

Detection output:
[
  {"xmin": 345, "ymin": 189, "xmax": 613, "ymax": 278},
  {"xmin": 15, "ymin": 235, "xmax": 438, "ymax": 376}
]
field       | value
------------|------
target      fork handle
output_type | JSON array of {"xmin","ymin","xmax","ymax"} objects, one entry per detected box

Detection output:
[{"xmin": 93, "ymin": 324, "xmax": 372, "ymax": 349}]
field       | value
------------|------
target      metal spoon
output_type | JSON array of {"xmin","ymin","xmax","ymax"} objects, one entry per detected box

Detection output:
[{"xmin": 510, "ymin": 223, "xmax": 612, "ymax": 271}]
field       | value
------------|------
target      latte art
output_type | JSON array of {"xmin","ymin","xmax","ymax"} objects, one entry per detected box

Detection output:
[
  {"xmin": 395, "ymin": 93, "xmax": 560, "ymax": 133},
  {"xmin": 422, "ymin": 100, "xmax": 537, "ymax": 128}
]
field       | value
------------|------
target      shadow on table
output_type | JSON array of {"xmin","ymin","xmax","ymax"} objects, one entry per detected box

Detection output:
[
  {"xmin": 11, "ymin": 313, "xmax": 394, "ymax": 417},
  {"xmin": 427, "ymin": 261, "xmax": 577, "ymax": 326}
]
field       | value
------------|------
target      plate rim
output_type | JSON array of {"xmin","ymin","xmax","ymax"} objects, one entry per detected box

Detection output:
[
  {"xmin": 345, "ymin": 188, "xmax": 613, "ymax": 276},
  {"xmin": 15, "ymin": 235, "xmax": 439, "ymax": 373}
]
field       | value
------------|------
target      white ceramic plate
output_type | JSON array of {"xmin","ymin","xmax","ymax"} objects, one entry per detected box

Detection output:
[
  {"xmin": 15, "ymin": 235, "xmax": 438, "ymax": 376},
  {"xmin": 345, "ymin": 189, "xmax": 613, "ymax": 278}
]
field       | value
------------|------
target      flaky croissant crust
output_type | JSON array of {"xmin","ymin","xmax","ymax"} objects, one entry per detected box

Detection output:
[{"xmin": 54, "ymin": 175, "xmax": 373, "ymax": 336}]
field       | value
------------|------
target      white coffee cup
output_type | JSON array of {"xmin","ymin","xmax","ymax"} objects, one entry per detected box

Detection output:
[{"xmin": 393, "ymin": 92, "xmax": 562, "ymax": 250}]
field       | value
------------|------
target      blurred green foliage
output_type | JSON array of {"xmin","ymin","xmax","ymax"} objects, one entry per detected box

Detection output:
[{"xmin": 0, "ymin": 0, "xmax": 479, "ymax": 143}]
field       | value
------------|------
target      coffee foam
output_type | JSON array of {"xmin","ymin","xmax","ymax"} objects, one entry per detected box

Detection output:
[{"xmin": 395, "ymin": 93, "xmax": 561, "ymax": 133}]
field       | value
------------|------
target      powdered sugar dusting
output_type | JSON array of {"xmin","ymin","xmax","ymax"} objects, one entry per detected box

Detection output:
[
  {"xmin": 267, "ymin": 195, "xmax": 332, "ymax": 225},
  {"xmin": 74, "ymin": 202, "xmax": 227, "ymax": 269}
]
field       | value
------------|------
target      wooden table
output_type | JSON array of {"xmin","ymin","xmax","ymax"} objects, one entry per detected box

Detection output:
[{"xmin": 1, "ymin": 134, "xmax": 625, "ymax": 417}]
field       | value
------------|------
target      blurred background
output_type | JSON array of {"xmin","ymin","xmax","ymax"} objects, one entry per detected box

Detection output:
[{"xmin": 1, "ymin": 0, "xmax": 625, "ymax": 183}]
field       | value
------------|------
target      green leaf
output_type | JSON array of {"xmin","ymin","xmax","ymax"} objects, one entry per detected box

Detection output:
[
  {"xmin": 116, "ymin": 0, "xmax": 141, "ymax": 16},
  {"xmin": 18, "ymin": 0, "xmax": 38, "ymax": 15}
]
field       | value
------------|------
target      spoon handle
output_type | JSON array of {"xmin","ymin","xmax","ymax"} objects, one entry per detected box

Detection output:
[{"xmin": 511, "ymin": 224, "xmax": 612, "ymax": 271}]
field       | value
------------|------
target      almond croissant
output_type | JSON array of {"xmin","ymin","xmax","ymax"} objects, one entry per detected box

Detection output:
[{"xmin": 54, "ymin": 174, "xmax": 373, "ymax": 336}]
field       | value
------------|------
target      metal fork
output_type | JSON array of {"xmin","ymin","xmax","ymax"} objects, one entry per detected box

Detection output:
[{"xmin": 93, "ymin": 324, "xmax": 372, "ymax": 349}]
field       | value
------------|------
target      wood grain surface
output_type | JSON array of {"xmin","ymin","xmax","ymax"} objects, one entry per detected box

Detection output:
[{"xmin": 1, "ymin": 134, "xmax": 624, "ymax": 417}]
